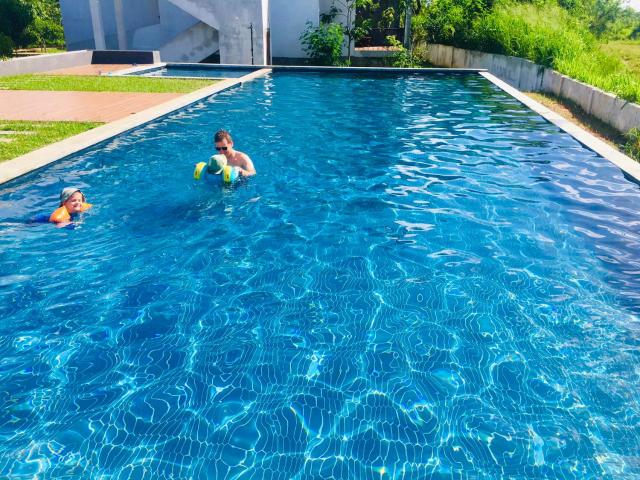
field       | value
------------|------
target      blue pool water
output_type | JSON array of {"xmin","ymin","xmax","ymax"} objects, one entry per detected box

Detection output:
[
  {"xmin": 129, "ymin": 65, "xmax": 259, "ymax": 78},
  {"xmin": 1, "ymin": 72, "xmax": 639, "ymax": 479}
]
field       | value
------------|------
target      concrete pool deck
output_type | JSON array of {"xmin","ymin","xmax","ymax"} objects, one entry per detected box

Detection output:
[
  {"xmin": 0, "ymin": 66, "xmax": 638, "ymax": 186},
  {"xmin": 0, "ymin": 90, "xmax": 184, "ymax": 122},
  {"xmin": 0, "ymin": 64, "xmax": 185, "ymax": 122},
  {"xmin": 46, "ymin": 64, "xmax": 153, "ymax": 76}
]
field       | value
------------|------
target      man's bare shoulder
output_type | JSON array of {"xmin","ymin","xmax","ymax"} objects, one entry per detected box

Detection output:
[{"xmin": 236, "ymin": 151, "xmax": 251, "ymax": 161}]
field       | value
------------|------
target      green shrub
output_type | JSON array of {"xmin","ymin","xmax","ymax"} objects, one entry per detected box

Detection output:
[
  {"xmin": 0, "ymin": 32, "xmax": 13, "ymax": 58},
  {"xmin": 300, "ymin": 21, "xmax": 345, "ymax": 66},
  {"xmin": 417, "ymin": 0, "xmax": 489, "ymax": 47},
  {"xmin": 386, "ymin": 35, "xmax": 423, "ymax": 67}
]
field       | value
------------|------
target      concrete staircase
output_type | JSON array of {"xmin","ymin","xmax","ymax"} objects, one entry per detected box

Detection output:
[
  {"xmin": 166, "ymin": 0, "xmax": 268, "ymax": 64},
  {"xmin": 133, "ymin": 22, "xmax": 219, "ymax": 63}
]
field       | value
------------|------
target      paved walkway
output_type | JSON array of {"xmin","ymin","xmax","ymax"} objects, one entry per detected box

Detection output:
[
  {"xmin": 0, "ymin": 63, "xmax": 178, "ymax": 122},
  {"xmin": 0, "ymin": 90, "xmax": 183, "ymax": 122},
  {"xmin": 46, "ymin": 64, "xmax": 151, "ymax": 76}
]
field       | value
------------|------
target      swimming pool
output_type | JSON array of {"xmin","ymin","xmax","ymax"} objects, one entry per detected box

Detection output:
[
  {"xmin": 1, "ymin": 71, "xmax": 639, "ymax": 479},
  {"xmin": 128, "ymin": 64, "xmax": 260, "ymax": 78}
]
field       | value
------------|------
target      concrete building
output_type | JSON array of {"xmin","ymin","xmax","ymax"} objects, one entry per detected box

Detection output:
[{"xmin": 60, "ymin": 0, "xmax": 350, "ymax": 64}]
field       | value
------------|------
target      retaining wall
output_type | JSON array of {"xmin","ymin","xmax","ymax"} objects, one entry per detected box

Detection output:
[
  {"xmin": 427, "ymin": 44, "xmax": 640, "ymax": 134},
  {"xmin": 0, "ymin": 50, "xmax": 161, "ymax": 77},
  {"xmin": 0, "ymin": 50, "xmax": 93, "ymax": 76}
]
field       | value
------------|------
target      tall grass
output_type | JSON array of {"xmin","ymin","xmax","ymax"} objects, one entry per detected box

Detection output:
[
  {"xmin": 472, "ymin": 2, "xmax": 640, "ymax": 102},
  {"xmin": 425, "ymin": 0, "xmax": 640, "ymax": 102}
]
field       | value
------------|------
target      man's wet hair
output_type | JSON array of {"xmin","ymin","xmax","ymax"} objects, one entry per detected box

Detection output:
[{"xmin": 214, "ymin": 130, "xmax": 232, "ymax": 143}]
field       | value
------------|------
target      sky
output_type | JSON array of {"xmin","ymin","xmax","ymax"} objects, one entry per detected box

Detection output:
[{"xmin": 625, "ymin": 0, "xmax": 640, "ymax": 11}]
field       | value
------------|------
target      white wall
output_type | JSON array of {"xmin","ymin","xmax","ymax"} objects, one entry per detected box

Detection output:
[
  {"xmin": 60, "ymin": 0, "xmax": 328, "ymax": 61},
  {"xmin": 61, "ymin": 0, "xmax": 160, "ymax": 50},
  {"xmin": 159, "ymin": 1, "xmax": 199, "ymax": 35},
  {"xmin": 166, "ymin": 0, "xmax": 268, "ymax": 64},
  {"xmin": 270, "ymin": 0, "xmax": 319, "ymax": 58}
]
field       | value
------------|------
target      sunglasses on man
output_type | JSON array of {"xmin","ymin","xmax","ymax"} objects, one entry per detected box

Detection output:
[{"xmin": 215, "ymin": 146, "xmax": 228, "ymax": 151}]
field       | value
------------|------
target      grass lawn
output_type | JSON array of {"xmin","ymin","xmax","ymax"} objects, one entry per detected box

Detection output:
[
  {"xmin": 600, "ymin": 40, "xmax": 640, "ymax": 76},
  {"xmin": 0, "ymin": 121, "xmax": 102, "ymax": 162},
  {"xmin": 0, "ymin": 75, "xmax": 218, "ymax": 93},
  {"xmin": 14, "ymin": 48, "xmax": 68, "ymax": 55}
]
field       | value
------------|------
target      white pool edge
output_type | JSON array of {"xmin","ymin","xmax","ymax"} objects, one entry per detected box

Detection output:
[
  {"xmin": 481, "ymin": 71, "xmax": 640, "ymax": 183},
  {"xmin": 0, "ymin": 68, "xmax": 272, "ymax": 186}
]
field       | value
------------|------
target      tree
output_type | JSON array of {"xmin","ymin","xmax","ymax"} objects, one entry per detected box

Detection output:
[
  {"xmin": 0, "ymin": 0, "xmax": 34, "ymax": 48},
  {"xmin": 325, "ymin": 0, "xmax": 376, "ymax": 64},
  {"xmin": 25, "ymin": 17, "xmax": 64, "ymax": 50},
  {"xmin": 589, "ymin": 0, "xmax": 624, "ymax": 37}
]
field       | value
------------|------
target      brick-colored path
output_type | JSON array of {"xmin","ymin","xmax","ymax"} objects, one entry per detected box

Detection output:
[{"xmin": 0, "ymin": 90, "xmax": 183, "ymax": 122}]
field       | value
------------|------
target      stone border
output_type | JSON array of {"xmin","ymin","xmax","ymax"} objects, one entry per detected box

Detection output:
[
  {"xmin": 427, "ymin": 44, "xmax": 640, "ymax": 134},
  {"xmin": 481, "ymin": 72, "xmax": 640, "ymax": 182},
  {"xmin": 270, "ymin": 65, "xmax": 483, "ymax": 74},
  {"xmin": 117, "ymin": 64, "xmax": 487, "ymax": 76},
  {"xmin": 0, "ymin": 68, "xmax": 272, "ymax": 185},
  {"xmin": 109, "ymin": 63, "xmax": 264, "ymax": 77},
  {"xmin": 108, "ymin": 63, "xmax": 167, "ymax": 76}
]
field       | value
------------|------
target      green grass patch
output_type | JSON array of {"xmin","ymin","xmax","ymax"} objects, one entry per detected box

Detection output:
[
  {"xmin": 0, "ymin": 75, "xmax": 217, "ymax": 93},
  {"xmin": 15, "ymin": 48, "xmax": 68, "ymax": 55},
  {"xmin": 600, "ymin": 40, "xmax": 640, "ymax": 76},
  {"xmin": 0, "ymin": 120, "xmax": 101, "ymax": 162}
]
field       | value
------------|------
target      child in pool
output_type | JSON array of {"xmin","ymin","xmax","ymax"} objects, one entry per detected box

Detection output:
[{"xmin": 49, "ymin": 187, "xmax": 92, "ymax": 226}]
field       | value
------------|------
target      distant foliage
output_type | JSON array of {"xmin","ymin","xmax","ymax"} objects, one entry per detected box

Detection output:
[
  {"xmin": 300, "ymin": 22, "xmax": 345, "ymax": 66},
  {"xmin": 0, "ymin": 0, "xmax": 33, "ymax": 47},
  {"xmin": 25, "ymin": 16, "xmax": 65, "ymax": 49},
  {"xmin": 0, "ymin": 0, "xmax": 64, "ymax": 51}
]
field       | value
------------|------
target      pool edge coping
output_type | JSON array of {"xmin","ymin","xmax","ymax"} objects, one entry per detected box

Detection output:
[
  {"xmin": 481, "ymin": 71, "xmax": 640, "ymax": 183},
  {"xmin": 0, "ymin": 68, "xmax": 272, "ymax": 186}
]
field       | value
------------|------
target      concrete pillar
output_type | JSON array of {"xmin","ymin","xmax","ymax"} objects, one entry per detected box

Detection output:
[
  {"xmin": 114, "ymin": 0, "xmax": 127, "ymax": 50},
  {"xmin": 261, "ymin": 0, "xmax": 269, "ymax": 64},
  {"xmin": 89, "ymin": 0, "xmax": 106, "ymax": 50}
]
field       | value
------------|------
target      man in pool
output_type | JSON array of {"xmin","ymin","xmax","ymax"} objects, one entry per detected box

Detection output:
[{"xmin": 212, "ymin": 130, "xmax": 256, "ymax": 177}]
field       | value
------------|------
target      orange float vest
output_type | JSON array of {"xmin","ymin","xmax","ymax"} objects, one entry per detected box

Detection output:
[{"xmin": 49, "ymin": 203, "xmax": 92, "ymax": 223}]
